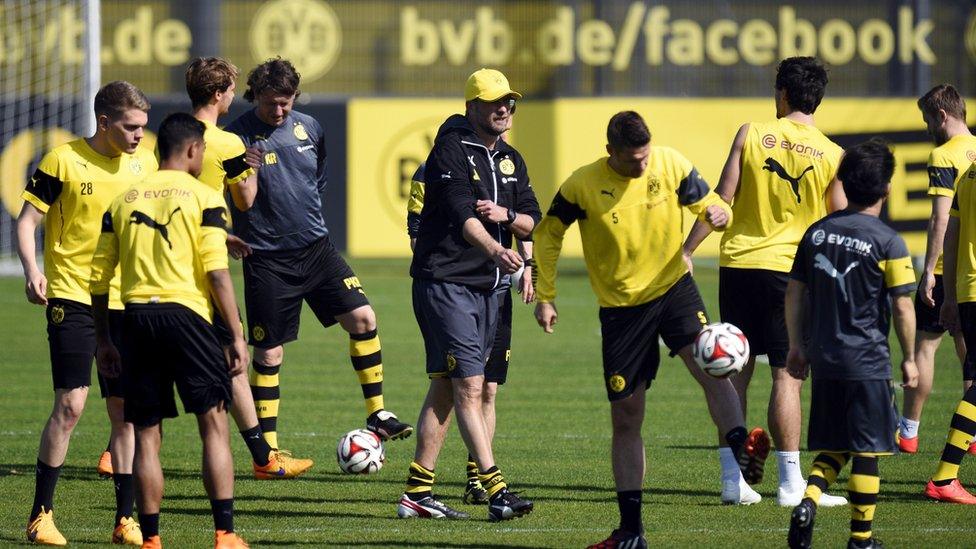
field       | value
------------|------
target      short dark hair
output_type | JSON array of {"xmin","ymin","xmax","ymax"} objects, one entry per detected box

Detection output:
[
  {"xmin": 93, "ymin": 81, "xmax": 150, "ymax": 118},
  {"xmin": 185, "ymin": 57, "xmax": 239, "ymax": 108},
  {"xmin": 243, "ymin": 57, "xmax": 301, "ymax": 102},
  {"xmin": 837, "ymin": 139, "xmax": 894, "ymax": 207},
  {"xmin": 775, "ymin": 57, "xmax": 828, "ymax": 115},
  {"xmin": 607, "ymin": 111, "xmax": 650, "ymax": 149},
  {"xmin": 157, "ymin": 113, "xmax": 206, "ymax": 160},
  {"xmin": 917, "ymin": 84, "xmax": 966, "ymax": 121}
]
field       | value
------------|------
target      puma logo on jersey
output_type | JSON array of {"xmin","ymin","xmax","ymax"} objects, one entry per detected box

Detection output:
[
  {"xmin": 130, "ymin": 207, "xmax": 182, "ymax": 250},
  {"xmin": 763, "ymin": 158, "xmax": 814, "ymax": 203},
  {"xmin": 601, "ymin": 189, "xmax": 616, "ymax": 199},
  {"xmin": 814, "ymin": 253, "xmax": 859, "ymax": 303}
]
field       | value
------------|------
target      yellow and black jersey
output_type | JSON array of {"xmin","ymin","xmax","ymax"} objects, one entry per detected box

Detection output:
[
  {"xmin": 926, "ymin": 134, "xmax": 976, "ymax": 275},
  {"xmin": 22, "ymin": 139, "xmax": 157, "ymax": 308},
  {"xmin": 406, "ymin": 163, "xmax": 425, "ymax": 237},
  {"xmin": 197, "ymin": 119, "xmax": 254, "ymax": 193},
  {"xmin": 720, "ymin": 118, "xmax": 843, "ymax": 273},
  {"xmin": 90, "ymin": 170, "xmax": 229, "ymax": 323},
  {"xmin": 535, "ymin": 148, "xmax": 729, "ymax": 308},
  {"xmin": 950, "ymin": 163, "xmax": 976, "ymax": 303}
]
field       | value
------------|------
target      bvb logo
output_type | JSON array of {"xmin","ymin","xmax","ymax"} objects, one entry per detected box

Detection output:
[
  {"xmin": 446, "ymin": 353, "xmax": 457, "ymax": 372},
  {"xmin": 252, "ymin": 325, "xmax": 266, "ymax": 342},
  {"xmin": 647, "ymin": 177, "xmax": 661, "ymax": 196},
  {"xmin": 293, "ymin": 123, "xmax": 309, "ymax": 141},
  {"xmin": 377, "ymin": 116, "xmax": 443, "ymax": 227},
  {"xmin": 250, "ymin": 0, "xmax": 342, "ymax": 83},
  {"xmin": 608, "ymin": 374, "xmax": 626, "ymax": 393},
  {"xmin": 50, "ymin": 305, "xmax": 65, "ymax": 325},
  {"xmin": 129, "ymin": 158, "xmax": 143, "ymax": 175},
  {"xmin": 499, "ymin": 158, "xmax": 515, "ymax": 176}
]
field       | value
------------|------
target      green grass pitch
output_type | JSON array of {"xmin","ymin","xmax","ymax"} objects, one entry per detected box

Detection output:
[{"xmin": 0, "ymin": 258, "xmax": 972, "ymax": 547}]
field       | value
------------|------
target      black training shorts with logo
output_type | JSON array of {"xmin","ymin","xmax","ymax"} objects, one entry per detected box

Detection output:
[
  {"xmin": 719, "ymin": 267, "xmax": 789, "ymax": 367},
  {"xmin": 807, "ymin": 378, "xmax": 898, "ymax": 455},
  {"xmin": 599, "ymin": 274, "xmax": 708, "ymax": 401},
  {"xmin": 956, "ymin": 302, "xmax": 976, "ymax": 382},
  {"xmin": 46, "ymin": 297, "xmax": 125, "ymax": 397},
  {"xmin": 121, "ymin": 303, "xmax": 233, "ymax": 427},
  {"xmin": 485, "ymin": 287, "xmax": 513, "ymax": 384},
  {"xmin": 243, "ymin": 235, "xmax": 370, "ymax": 349},
  {"xmin": 915, "ymin": 274, "xmax": 951, "ymax": 334}
]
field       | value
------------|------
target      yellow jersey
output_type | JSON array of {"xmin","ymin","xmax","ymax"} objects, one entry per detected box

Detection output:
[
  {"xmin": 197, "ymin": 119, "xmax": 254, "ymax": 193},
  {"xmin": 535, "ymin": 148, "xmax": 729, "ymax": 308},
  {"xmin": 720, "ymin": 118, "xmax": 843, "ymax": 272},
  {"xmin": 90, "ymin": 170, "xmax": 229, "ymax": 322},
  {"xmin": 22, "ymin": 139, "xmax": 157, "ymax": 309},
  {"xmin": 949, "ymin": 162, "xmax": 976, "ymax": 303},
  {"xmin": 926, "ymin": 134, "xmax": 976, "ymax": 275}
]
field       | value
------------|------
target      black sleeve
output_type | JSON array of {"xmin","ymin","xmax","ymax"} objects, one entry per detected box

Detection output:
[
  {"xmin": 514, "ymin": 156, "xmax": 542, "ymax": 226},
  {"xmin": 676, "ymin": 168, "xmax": 710, "ymax": 206},
  {"xmin": 315, "ymin": 120, "xmax": 328, "ymax": 195},
  {"xmin": 201, "ymin": 207, "xmax": 228, "ymax": 229},
  {"xmin": 546, "ymin": 191, "xmax": 586, "ymax": 225},
  {"xmin": 222, "ymin": 154, "xmax": 250, "ymax": 181},
  {"xmin": 928, "ymin": 166, "xmax": 957, "ymax": 192},
  {"xmin": 25, "ymin": 169, "xmax": 64, "ymax": 206},
  {"xmin": 100, "ymin": 211, "xmax": 114, "ymax": 233},
  {"xmin": 427, "ymin": 136, "xmax": 476, "ymax": 227},
  {"xmin": 790, "ymin": 230, "xmax": 811, "ymax": 283}
]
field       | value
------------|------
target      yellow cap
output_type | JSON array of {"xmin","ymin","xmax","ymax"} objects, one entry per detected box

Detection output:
[{"xmin": 464, "ymin": 68, "xmax": 522, "ymax": 102}]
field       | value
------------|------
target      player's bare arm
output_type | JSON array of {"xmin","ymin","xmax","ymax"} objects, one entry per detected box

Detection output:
[
  {"xmin": 784, "ymin": 278, "xmax": 809, "ymax": 380},
  {"xmin": 921, "ymin": 195, "xmax": 953, "ymax": 306},
  {"xmin": 462, "ymin": 217, "xmax": 522, "ymax": 274},
  {"xmin": 15, "ymin": 202, "xmax": 47, "ymax": 305},
  {"xmin": 518, "ymin": 240, "xmax": 535, "ymax": 303},
  {"xmin": 534, "ymin": 301, "xmax": 557, "ymax": 333},
  {"xmin": 940, "ymin": 216, "xmax": 961, "ymax": 332},
  {"xmin": 229, "ymin": 171, "xmax": 258, "ymax": 211},
  {"xmin": 208, "ymin": 268, "xmax": 248, "ymax": 376},
  {"xmin": 891, "ymin": 293, "xmax": 919, "ymax": 388}
]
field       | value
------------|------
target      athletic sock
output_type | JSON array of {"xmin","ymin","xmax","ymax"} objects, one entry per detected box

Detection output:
[
  {"xmin": 210, "ymin": 499, "xmax": 234, "ymax": 533},
  {"xmin": 240, "ymin": 425, "xmax": 273, "ymax": 466},
  {"xmin": 718, "ymin": 447, "xmax": 740, "ymax": 482},
  {"xmin": 405, "ymin": 461, "xmax": 435, "ymax": 500},
  {"xmin": 138, "ymin": 513, "xmax": 159, "ymax": 538},
  {"xmin": 933, "ymin": 385, "xmax": 976, "ymax": 483},
  {"xmin": 899, "ymin": 416, "xmax": 920, "ymax": 439},
  {"xmin": 249, "ymin": 361, "xmax": 281, "ymax": 449},
  {"xmin": 776, "ymin": 450, "xmax": 803, "ymax": 488},
  {"xmin": 113, "ymin": 473, "xmax": 135, "ymax": 523},
  {"xmin": 803, "ymin": 452, "xmax": 849, "ymax": 506},
  {"xmin": 465, "ymin": 455, "xmax": 479, "ymax": 486},
  {"xmin": 479, "ymin": 465, "xmax": 508, "ymax": 499},
  {"xmin": 350, "ymin": 329, "xmax": 384, "ymax": 416},
  {"xmin": 616, "ymin": 490, "xmax": 643, "ymax": 535},
  {"xmin": 30, "ymin": 459, "xmax": 61, "ymax": 519},
  {"xmin": 848, "ymin": 455, "xmax": 879, "ymax": 542}
]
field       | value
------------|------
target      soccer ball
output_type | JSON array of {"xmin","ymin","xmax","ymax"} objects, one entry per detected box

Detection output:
[
  {"xmin": 336, "ymin": 429, "xmax": 385, "ymax": 474},
  {"xmin": 692, "ymin": 322, "xmax": 750, "ymax": 378}
]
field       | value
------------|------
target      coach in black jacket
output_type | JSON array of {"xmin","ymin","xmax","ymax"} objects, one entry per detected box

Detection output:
[{"xmin": 399, "ymin": 69, "xmax": 541, "ymax": 521}]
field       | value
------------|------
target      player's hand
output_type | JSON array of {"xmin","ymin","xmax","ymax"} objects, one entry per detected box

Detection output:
[
  {"xmin": 476, "ymin": 200, "xmax": 510, "ymax": 223},
  {"xmin": 705, "ymin": 205, "xmax": 729, "ymax": 229},
  {"xmin": 535, "ymin": 301, "xmax": 558, "ymax": 333},
  {"xmin": 682, "ymin": 250, "xmax": 694, "ymax": 276},
  {"xmin": 785, "ymin": 346, "xmax": 809, "ymax": 380},
  {"xmin": 24, "ymin": 270, "xmax": 48, "ymax": 305},
  {"xmin": 520, "ymin": 266, "xmax": 535, "ymax": 303},
  {"xmin": 95, "ymin": 342, "xmax": 122, "ymax": 379},
  {"xmin": 920, "ymin": 270, "xmax": 936, "ymax": 308},
  {"xmin": 226, "ymin": 337, "xmax": 250, "ymax": 377},
  {"xmin": 940, "ymin": 299, "xmax": 960, "ymax": 333},
  {"xmin": 226, "ymin": 234, "xmax": 253, "ymax": 260},
  {"xmin": 900, "ymin": 359, "xmax": 919, "ymax": 389},
  {"xmin": 244, "ymin": 146, "xmax": 263, "ymax": 170},
  {"xmin": 492, "ymin": 247, "xmax": 522, "ymax": 274}
]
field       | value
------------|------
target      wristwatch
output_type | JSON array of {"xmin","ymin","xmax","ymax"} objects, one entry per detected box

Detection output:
[{"xmin": 502, "ymin": 208, "xmax": 517, "ymax": 225}]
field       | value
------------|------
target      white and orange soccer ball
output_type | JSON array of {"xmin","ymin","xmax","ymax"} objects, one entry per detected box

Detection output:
[
  {"xmin": 336, "ymin": 429, "xmax": 385, "ymax": 474},
  {"xmin": 692, "ymin": 322, "xmax": 750, "ymax": 378}
]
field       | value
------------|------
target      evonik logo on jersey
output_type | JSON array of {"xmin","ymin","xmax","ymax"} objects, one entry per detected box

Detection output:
[{"xmin": 812, "ymin": 229, "xmax": 873, "ymax": 256}]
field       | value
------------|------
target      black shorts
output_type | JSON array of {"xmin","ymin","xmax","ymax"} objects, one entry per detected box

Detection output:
[
  {"xmin": 121, "ymin": 304, "xmax": 233, "ymax": 427},
  {"xmin": 486, "ymin": 288, "xmax": 513, "ymax": 385},
  {"xmin": 956, "ymin": 302, "xmax": 976, "ymax": 382},
  {"xmin": 210, "ymin": 300, "xmax": 244, "ymax": 347},
  {"xmin": 599, "ymin": 274, "xmax": 708, "ymax": 401},
  {"xmin": 46, "ymin": 298, "xmax": 125, "ymax": 398},
  {"xmin": 807, "ymin": 378, "xmax": 898, "ymax": 454},
  {"xmin": 243, "ymin": 236, "xmax": 370, "ymax": 348},
  {"xmin": 719, "ymin": 267, "xmax": 789, "ymax": 367},
  {"xmin": 915, "ymin": 274, "xmax": 950, "ymax": 334}
]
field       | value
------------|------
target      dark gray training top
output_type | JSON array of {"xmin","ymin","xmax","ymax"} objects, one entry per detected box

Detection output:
[{"xmin": 225, "ymin": 109, "xmax": 328, "ymax": 252}]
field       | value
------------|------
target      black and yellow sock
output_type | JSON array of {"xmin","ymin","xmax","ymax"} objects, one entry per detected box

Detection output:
[
  {"xmin": 803, "ymin": 452, "xmax": 849, "ymax": 505},
  {"xmin": 465, "ymin": 455, "xmax": 479, "ymax": 486},
  {"xmin": 479, "ymin": 465, "xmax": 508, "ymax": 499},
  {"xmin": 350, "ymin": 330, "xmax": 384, "ymax": 416},
  {"xmin": 406, "ymin": 461, "xmax": 435, "ymax": 501},
  {"xmin": 933, "ymin": 385, "xmax": 976, "ymax": 484},
  {"xmin": 249, "ymin": 361, "xmax": 280, "ymax": 449},
  {"xmin": 848, "ymin": 455, "xmax": 879, "ymax": 542}
]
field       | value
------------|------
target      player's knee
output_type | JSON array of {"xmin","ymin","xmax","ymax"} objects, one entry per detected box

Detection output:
[
  {"xmin": 52, "ymin": 390, "xmax": 87, "ymax": 428},
  {"xmin": 254, "ymin": 346, "xmax": 283, "ymax": 366},
  {"xmin": 482, "ymin": 382, "xmax": 498, "ymax": 405},
  {"xmin": 453, "ymin": 377, "xmax": 483, "ymax": 404},
  {"xmin": 343, "ymin": 306, "xmax": 377, "ymax": 334}
]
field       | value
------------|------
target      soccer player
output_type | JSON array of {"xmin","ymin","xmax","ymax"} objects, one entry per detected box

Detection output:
[
  {"xmin": 785, "ymin": 139, "xmax": 918, "ymax": 549},
  {"xmin": 225, "ymin": 58, "xmax": 412, "ymax": 449},
  {"xmin": 407, "ymin": 144, "xmax": 535, "ymax": 505},
  {"xmin": 186, "ymin": 56, "xmax": 313, "ymax": 479},
  {"xmin": 900, "ymin": 84, "xmax": 976, "ymax": 454},
  {"xmin": 90, "ymin": 113, "xmax": 249, "ymax": 549},
  {"xmin": 929, "ymin": 140, "xmax": 976, "ymax": 504},
  {"xmin": 400, "ymin": 68, "xmax": 538, "ymax": 521},
  {"xmin": 17, "ymin": 81, "xmax": 156, "ymax": 546},
  {"xmin": 683, "ymin": 56, "xmax": 848, "ymax": 507},
  {"xmin": 533, "ymin": 111, "xmax": 757, "ymax": 549}
]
